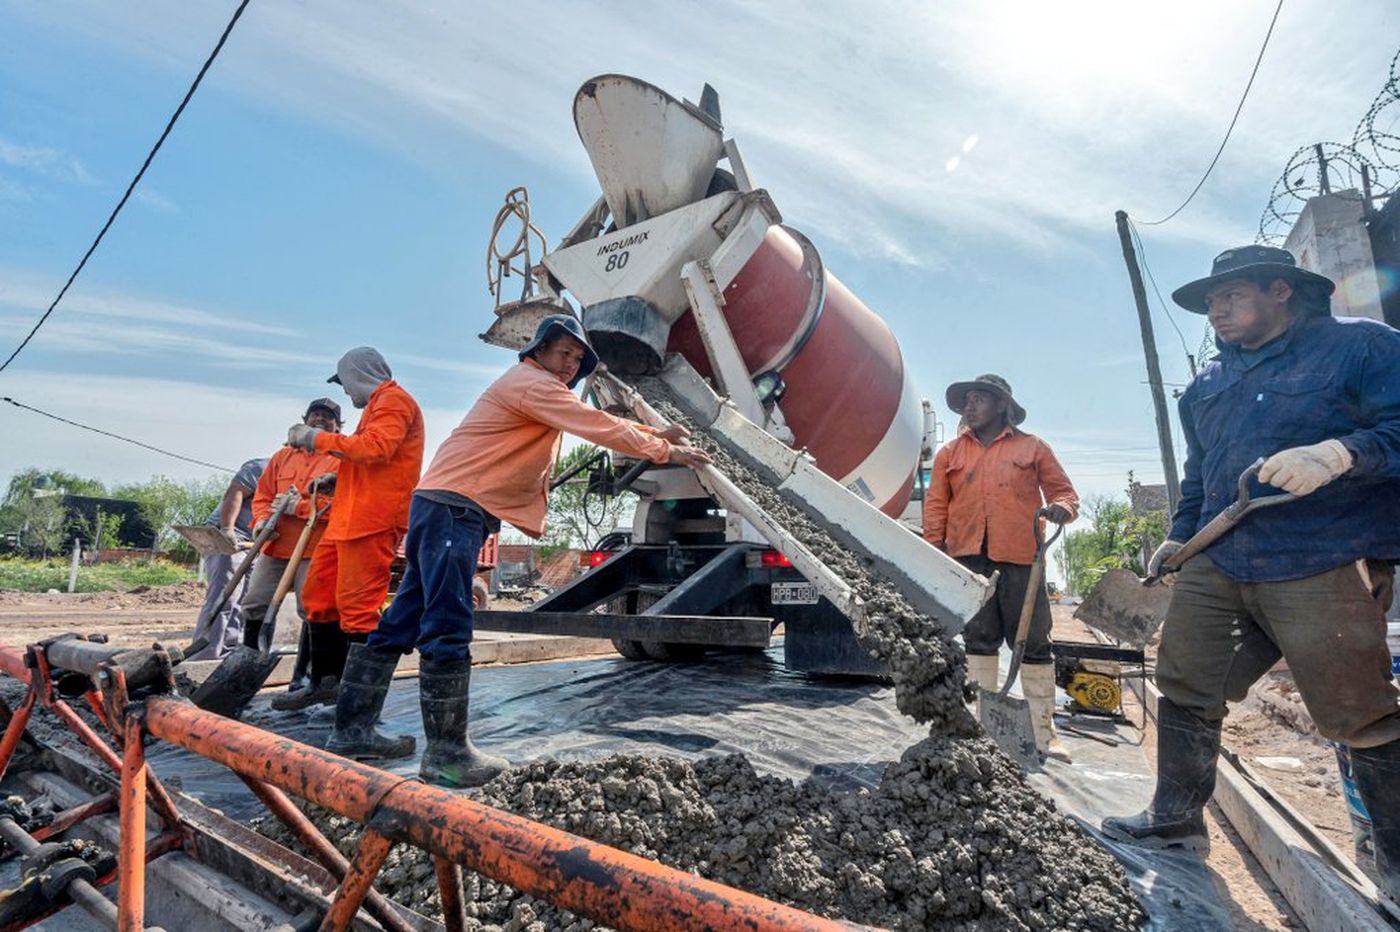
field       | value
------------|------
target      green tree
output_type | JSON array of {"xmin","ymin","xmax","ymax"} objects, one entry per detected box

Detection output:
[
  {"xmin": 541, "ymin": 445, "xmax": 636, "ymax": 555},
  {"xmin": 112, "ymin": 475, "xmax": 226, "ymax": 555},
  {"xmin": 1055, "ymin": 494, "xmax": 1169, "ymax": 596},
  {"xmin": 0, "ymin": 468, "xmax": 106, "ymax": 557}
]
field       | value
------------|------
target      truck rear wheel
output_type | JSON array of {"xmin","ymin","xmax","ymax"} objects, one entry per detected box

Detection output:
[
  {"xmin": 641, "ymin": 641, "xmax": 706, "ymax": 662},
  {"xmin": 611, "ymin": 639, "xmax": 649, "ymax": 660}
]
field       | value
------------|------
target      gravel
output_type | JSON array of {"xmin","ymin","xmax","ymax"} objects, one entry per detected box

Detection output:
[{"xmin": 255, "ymin": 382, "xmax": 1146, "ymax": 931}]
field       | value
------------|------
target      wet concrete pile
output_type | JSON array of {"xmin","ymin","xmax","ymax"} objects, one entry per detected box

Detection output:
[{"xmin": 255, "ymin": 384, "xmax": 1146, "ymax": 930}]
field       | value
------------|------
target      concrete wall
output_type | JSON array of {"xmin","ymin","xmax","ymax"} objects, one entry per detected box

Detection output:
[{"xmin": 1284, "ymin": 191, "xmax": 1385, "ymax": 321}]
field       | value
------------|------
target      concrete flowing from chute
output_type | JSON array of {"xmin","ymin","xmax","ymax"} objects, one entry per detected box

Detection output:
[{"xmin": 256, "ymin": 382, "xmax": 1146, "ymax": 930}]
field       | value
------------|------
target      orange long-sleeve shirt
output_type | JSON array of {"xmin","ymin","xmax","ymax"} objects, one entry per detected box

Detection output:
[
  {"xmin": 251, "ymin": 445, "xmax": 341, "ymax": 560},
  {"xmin": 416, "ymin": 359, "xmax": 673, "ymax": 538},
  {"xmin": 922, "ymin": 426, "xmax": 1079, "ymax": 565},
  {"xmin": 313, "ymin": 380, "xmax": 425, "ymax": 541}
]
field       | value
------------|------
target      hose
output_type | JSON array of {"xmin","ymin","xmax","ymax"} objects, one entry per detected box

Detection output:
[{"xmin": 486, "ymin": 187, "xmax": 548, "ymax": 309}]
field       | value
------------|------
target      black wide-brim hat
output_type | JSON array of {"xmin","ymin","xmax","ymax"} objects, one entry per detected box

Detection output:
[
  {"xmin": 945, "ymin": 373, "xmax": 1026, "ymax": 425},
  {"xmin": 519, "ymin": 313, "xmax": 599, "ymax": 388},
  {"xmin": 1171, "ymin": 244, "xmax": 1335, "ymax": 315}
]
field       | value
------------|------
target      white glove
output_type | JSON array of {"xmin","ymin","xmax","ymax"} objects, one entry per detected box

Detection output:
[
  {"xmin": 1148, "ymin": 539, "xmax": 1185, "ymax": 578},
  {"xmin": 1258, "ymin": 439, "xmax": 1353, "ymax": 495},
  {"xmin": 271, "ymin": 489, "xmax": 301, "ymax": 515},
  {"xmin": 287, "ymin": 424, "xmax": 322, "ymax": 453},
  {"xmin": 218, "ymin": 526, "xmax": 239, "ymax": 546}
]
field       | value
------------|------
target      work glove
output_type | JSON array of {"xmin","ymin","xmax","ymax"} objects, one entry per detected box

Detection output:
[
  {"xmin": 218, "ymin": 526, "xmax": 239, "ymax": 547},
  {"xmin": 271, "ymin": 489, "xmax": 301, "ymax": 515},
  {"xmin": 311, "ymin": 472, "xmax": 337, "ymax": 493},
  {"xmin": 1147, "ymin": 539, "xmax": 1186, "ymax": 578},
  {"xmin": 287, "ymin": 423, "xmax": 322, "ymax": 453},
  {"xmin": 1258, "ymin": 439, "xmax": 1353, "ymax": 496},
  {"xmin": 1043, "ymin": 503, "xmax": 1073, "ymax": 524}
]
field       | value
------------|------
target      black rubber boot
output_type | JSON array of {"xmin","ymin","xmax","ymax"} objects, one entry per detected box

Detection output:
[
  {"xmin": 1101, "ymin": 697, "xmax": 1220, "ymax": 854},
  {"xmin": 287, "ymin": 623, "xmax": 312, "ymax": 693},
  {"xmin": 1349, "ymin": 738, "xmax": 1400, "ymax": 908},
  {"xmin": 272, "ymin": 622, "xmax": 343, "ymax": 711},
  {"xmin": 325, "ymin": 643, "xmax": 415, "ymax": 760},
  {"xmin": 418, "ymin": 656, "xmax": 509, "ymax": 788}
]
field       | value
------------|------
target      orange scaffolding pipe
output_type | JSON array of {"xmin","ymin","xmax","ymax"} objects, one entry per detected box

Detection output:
[{"xmin": 141, "ymin": 697, "xmax": 851, "ymax": 931}]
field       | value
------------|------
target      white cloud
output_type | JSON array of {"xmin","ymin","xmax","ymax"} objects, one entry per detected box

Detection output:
[
  {"xmin": 134, "ymin": 188, "xmax": 178, "ymax": 213},
  {"xmin": 15, "ymin": 0, "xmax": 1389, "ymax": 264},
  {"xmin": 0, "ymin": 136, "xmax": 96, "ymax": 185}
]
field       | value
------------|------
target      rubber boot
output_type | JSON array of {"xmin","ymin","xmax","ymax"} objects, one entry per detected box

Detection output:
[
  {"xmin": 1349, "ymin": 738, "xmax": 1400, "ymax": 909},
  {"xmin": 966, "ymin": 653, "xmax": 999, "ymax": 717},
  {"xmin": 325, "ymin": 643, "xmax": 415, "ymax": 760},
  {"xmin": 272, "ymin": 622, "xmax": 343, "ymax": 711},
  {"xmin": 1100, "ymin": 697, "xmax": 1220, "ymax": 853},
  {"xmin": 286, "ymin": 622, "xmax": 312, "ymax": 693},
  {"xmin": 1022, "ymin": 663, "xmax": 1072, "ymax": 763},
  {"xmin": 418, "ymin": 657, "xmax": 509, "ymax": 788}
]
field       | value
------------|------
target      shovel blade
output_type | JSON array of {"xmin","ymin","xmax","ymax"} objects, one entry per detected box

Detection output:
[
  {"xmin": 1074, "ymin": 568, "xmax": 1172, "ymax": 648},
  {"xmin": 979, "ymin": 688, "xmax": 1042, "ymax": 771},
  {"xmin": 190, "ymin": 645, "xmax": 281, "ymax": 719}
]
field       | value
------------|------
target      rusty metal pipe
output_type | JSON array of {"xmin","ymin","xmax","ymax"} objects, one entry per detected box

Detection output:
[
  {"xmin": 119, "ymin": 715, "xmax": 148, "ymax": 932},
  {"xmin": 143, "ymin": 698, "xmax": 856, "ymax": 931},
  {"xmin": 434, "ymin": 856, "xmax": 467, "ymax": 932},
  {"xmin": 240, "ymin": 777, "xmax": 416, "ymax": 932},
  {"xmin": 319, "ymin": 829, "xmax": 393, "ymax": 932},
  {"xmin": 0, "ymin": 687, "xmax": 36, "ymax": 781}
]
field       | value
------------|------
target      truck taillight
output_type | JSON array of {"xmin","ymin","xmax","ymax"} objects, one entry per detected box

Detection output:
[
  {"xmin": 581, "ymin": 551, "xmax": 612, "ymax": 567},
  {"xmin": 760, "ymin": 550, "xmax": 792, "ymax": 568}
]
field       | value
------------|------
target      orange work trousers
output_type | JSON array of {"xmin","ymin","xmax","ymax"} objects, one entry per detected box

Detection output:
[{"xmin": 301, "ymin": 529, "xmax": 400, "ymax": 636}]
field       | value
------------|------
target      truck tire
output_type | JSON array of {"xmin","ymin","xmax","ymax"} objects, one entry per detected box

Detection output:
[
  {"xmin": 472, "ymin": 577, "xmax": 490, "ymax": 611},
  {"xmin": 640, "ymin": 641, "xmax": 706, "ymax": 662},
  {"xmin": 612, "ymin": 639, "xmax": 649, "ymax": 661}
]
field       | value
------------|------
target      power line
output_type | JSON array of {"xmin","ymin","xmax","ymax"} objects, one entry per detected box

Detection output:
[
  {"xmin": 1137, "ymin": 0, "xmax": 1284, "ymax": 226},
  {"xmin": 2, "ymin": 397, "xmax": 234, "ymax": 472},
  {"xmin": 0, "ymin": 0, "xmax": 253, "ymax": 376}
]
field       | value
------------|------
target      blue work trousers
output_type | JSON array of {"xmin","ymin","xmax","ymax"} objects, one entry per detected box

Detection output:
[{"xmin": 368, "ymin": 497, "xmax": 483, "ymax": 663}]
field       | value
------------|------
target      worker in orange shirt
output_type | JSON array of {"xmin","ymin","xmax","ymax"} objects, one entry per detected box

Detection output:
[
  {"xmin": 326, "ymin": 315, "xmax": 711, "ymax": 787},
  {"xmin": 241, "ymin": 398, "xmax": 343, "ymax": 683},
  {"xmin": 277, "ymin": 348, "xmax": 425, "ymax": 711},
  {"xmin": 923, "ymin": 373, "xmax": 1079, "ymax": 762}
]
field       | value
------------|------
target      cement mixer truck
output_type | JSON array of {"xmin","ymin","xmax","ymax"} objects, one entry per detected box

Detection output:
[{"xmin": 474, "ymin": 75, "xmax": 991, "ymax": 676}]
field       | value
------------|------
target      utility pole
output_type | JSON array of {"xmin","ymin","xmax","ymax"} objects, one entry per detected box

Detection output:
[{"xmin": 1115, "ymin": 211, "xmax": 1181, "ymax": 513}]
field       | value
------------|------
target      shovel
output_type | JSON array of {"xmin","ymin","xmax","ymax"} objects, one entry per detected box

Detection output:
[
  {"xmin": 1075, "ymin": 458, "xmax": 1300, "ymax": 647},
  {"xmin": 979, "ymin": 509, "xmax": 1064, "ymax": 771},
  {"xmin": 193, "ymin": 484, "xmax": 330, "ymax": 718}
]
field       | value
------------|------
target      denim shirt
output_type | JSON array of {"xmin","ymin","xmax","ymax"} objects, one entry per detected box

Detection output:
[{"xmin": 1170, "ymin": 315, "xmax": 1400, "ymax": 582}]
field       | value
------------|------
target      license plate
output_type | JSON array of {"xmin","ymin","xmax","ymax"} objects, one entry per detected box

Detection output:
[{"xmin": 771, "ymin": 581, "xmax": 819, "ymax": 605}]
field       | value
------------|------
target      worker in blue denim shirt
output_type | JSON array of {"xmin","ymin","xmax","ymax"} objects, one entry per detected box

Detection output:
[{"xmin": 1103, "ymin": 245, "xmax": 1400, "ymax": 908}]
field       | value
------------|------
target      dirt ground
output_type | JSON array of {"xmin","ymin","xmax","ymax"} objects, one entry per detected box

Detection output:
[{"xmin": 0, "ymin": 582, "xmax": 206, "ymax": 649}]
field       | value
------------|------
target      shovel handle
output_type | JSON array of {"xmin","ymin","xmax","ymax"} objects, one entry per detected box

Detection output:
[
  {"xmin": 999, "ymin": 509, "xmax": 1063, "ymax": 696},
  {"xmin": 257, "ymin": 491, "xmax": 330, "ymax": 654},
  {"xmin": 1146, "ymin": 458, "xmax": 1301, "ymax": 584}
]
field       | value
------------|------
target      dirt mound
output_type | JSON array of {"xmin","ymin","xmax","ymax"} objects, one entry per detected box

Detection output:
[{"xmin": 0, "ymin": 581, "xmax": 205, "ymax": 609}]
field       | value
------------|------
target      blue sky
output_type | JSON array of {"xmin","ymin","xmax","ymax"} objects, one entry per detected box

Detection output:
[{"xmin": 1, "ymin": 1, "xmax": 1397, "ymax": 568}]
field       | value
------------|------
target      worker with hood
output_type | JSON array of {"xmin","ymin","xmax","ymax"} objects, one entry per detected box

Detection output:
[
  {"xmin": 279, "ymin": 348, "xmax": 425, "ymax": 710},
  {"xmin": 325, "ymin": 315, "xmax": 711, "ymax": 788},
  {"xmin": 1101, "ymin": 246, "xmax": 1400, "ymax": 909}
]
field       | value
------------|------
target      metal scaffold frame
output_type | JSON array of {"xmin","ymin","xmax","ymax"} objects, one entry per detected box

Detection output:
[{"xmin": 0, "ymin": 636, "xmax": 860, "ymax": 932}]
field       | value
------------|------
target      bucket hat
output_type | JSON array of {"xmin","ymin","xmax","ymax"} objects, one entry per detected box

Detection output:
[
  {"xmin": 519, "ymin": 314, "xmax": 598, "ymax": 388},
  {"xmin": 945, "ymin": 373, "xmax": 1026, "ymax": 426},
  {"xmin": 1171, "ymin": 244, "xmax": 1334, "ymax": 315}
]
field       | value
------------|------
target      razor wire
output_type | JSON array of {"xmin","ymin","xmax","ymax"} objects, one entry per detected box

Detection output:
[{"xmin": 1257, "ymin": 47, "xmax": 1400, "ymax": 245}]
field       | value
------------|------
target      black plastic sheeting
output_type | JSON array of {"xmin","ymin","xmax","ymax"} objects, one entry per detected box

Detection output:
[{"xmin": 148, "ymin": 647, "xmax": 1233, "ymax": 930}]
